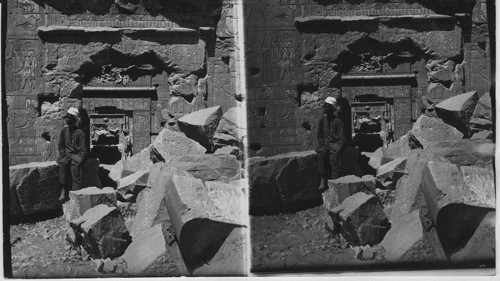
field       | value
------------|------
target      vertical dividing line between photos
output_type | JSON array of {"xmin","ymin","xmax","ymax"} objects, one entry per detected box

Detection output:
[{"xmin": 235, "ymin": 0, "xmax": 251, "ymax": 275}]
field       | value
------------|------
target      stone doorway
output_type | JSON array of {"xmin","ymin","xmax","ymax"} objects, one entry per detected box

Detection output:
[
  {"xmin": 82, "ymin": 87, "xmax": 157, "ymax": 164},
  {"xmin": 342, "ymin": 75, "xmax": 416, "ymax": 152}
]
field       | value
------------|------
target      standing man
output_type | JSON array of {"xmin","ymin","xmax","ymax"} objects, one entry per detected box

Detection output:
[
  {"xmin": 122, "ymin": 128, "xmax": 133, "ymax": 159},
  {"xmin": 58, "ymin": 107, "xmax": 87, "ymax": 202},
  {"xmin": 316, "ymin": 97, "xmax": 346, "ymax": 191}
]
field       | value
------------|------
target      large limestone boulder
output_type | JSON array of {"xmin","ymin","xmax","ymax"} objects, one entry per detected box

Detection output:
[
  {"xmin": 130, "ymin": 164, "xmax": 191, "ymax": 238},
  {"xmin": 63, "ymin": 186, "xmax": 117, "ymax": 243},
  {"xmin": 165, "ymin": 154, "xmax": 241, "ymax": 183},
  {"xmin": 435, "ymin": 91, "xmax": 479, "ymax": 135},
  {"xmin": 9, "ymin": 161, "xmax": 60, "ymax": 216},
  {"xmin": 249, "ymin": 151, "xmax": 321, "ymax": 208},
  {"xmin": 390, "ymin": 151, "xmax": 449, "ymax": 223},
  {"xmin": 425, "ymin": 139, "xmax": 494, "ymax": 168},
  {"xmin": 177, "ymin": 106, "xmax": 223, "ymax": 150},
  {"xmin": 422, "ymin": 161, "xmax": 495, "ymax": 257},
  {"xmin": 70, "ymin": 204, "xmax": 131, "ymax": 259},
  {"xmin": 322, "ymin": 175, "xmax": 376, "ymax": 211},
  {"xmin": 410, "ymin": 115, "xmax": 463, "ymax": 148},
  {"xmin": 152, "ymin": 129, "xmax": 207, "ymax": 162},
  {"xmin": 122, "ymin": 224, "xmax": 188, "ymax": 276},
  {"xmin": 381, "ymin": 210, "xmax": 446, "ymax": 262},
  {"xmin": 329, "ymin": 192, "xmax": 390, "ymax": 246},
  {"xmin": 165, "ymin": 175, "xmax": 245, "ymax": 269}
]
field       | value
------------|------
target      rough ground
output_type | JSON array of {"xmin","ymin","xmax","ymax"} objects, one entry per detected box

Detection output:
[
  {"xmin": 9, "ymin": 214, "xmax": 129, "ymax": 278},
  {"xmin": 251, "ymin": 205, "xmax": 381, "ymax": 273}
]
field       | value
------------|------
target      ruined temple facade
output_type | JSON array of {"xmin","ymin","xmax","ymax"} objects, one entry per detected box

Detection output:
[
  {"xmin": 6, "ymin": 0, "xmax": 242, "ymax": 165},
  {"xmin": 245, "ymin": 0, "xmax": 493, "ymax": 156}
]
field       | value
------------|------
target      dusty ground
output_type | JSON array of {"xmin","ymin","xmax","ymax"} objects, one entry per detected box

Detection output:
[
  {"xmin": 9, "ymin": 215, "xmax": 104, "ymax": 278},
  {"xmin": 8, "ymin": 213, "xmax": 131, "ymax": 278},
  {"xmin": 250, "ymin": 204, "xmax": 385, "ymax": 274}
]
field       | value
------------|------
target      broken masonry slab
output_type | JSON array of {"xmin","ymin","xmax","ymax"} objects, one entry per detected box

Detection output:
[
  {"xmin": 249, "ymin": 151, "xmax": 321, "ymax": 208},
  {"xmin": 329, "ymin": 192, "xmax": 390, "ymax": 246},
  {"xmin": 165, "ymin": 175, "xmax": 245, "ymax": 269},
  {"xmin": 425, "ymin": 138, "xmax": 494, "ymax": 168},
  {"xmin": 472, "ymin": 92, "xmax": 492, "ymax": 121},
  {"xmin": 389, "ymin": 151, "xmax": 449, "ymax": 224},
  {"xmin": 422, "ymin": 161, "xmax": 495, "ymax": 257},
  {"xmin": 131, "ymin": 164, "xmax": 191, "ymax": 238},
  {"xmin": 70, "ymin": 204, "xmax": 131, "ymax": 259},
  {"xmin": 381, "ymin": 210, "xmax": 446, "ymax": 263},
  {"xmin": 165, "ymin": 154, "xmax": 241, "ymax": 183},
  {"xmin": 322, "ymin": 175, "xmax": 376, "ymax": 212},
  {"xmin": 410, "ymin": 115, "xmax": 463, "ymax": 149},
  {"xmin": 152, "ymin": 128, "xmax": 207, "ymax": 162},
  {"xmin": 9, "ymin": 161, "xmax": 60, "ymax": 216},
  {"xmin": 122, "ymin": 223, "xmax": 185, "ymax": 276},
  {"xmin": 215, "ymin": 107, "xmax": 246, "ymax": 141},
  {"xmin": 177, "ymin": 106, "xmax": 223, "ymax": 150},
  {"xmin": 435, "ymin": 91, "xmax": 479, "ymax": 135}
]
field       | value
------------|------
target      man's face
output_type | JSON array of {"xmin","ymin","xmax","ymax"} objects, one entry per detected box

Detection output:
[
  {"xmin": 323, "ymin": 103, "xmax": 335, "ymax": 114},
  {"xmin": 64, "ymin": 114, "xmax": 75, "ymax": 126}
]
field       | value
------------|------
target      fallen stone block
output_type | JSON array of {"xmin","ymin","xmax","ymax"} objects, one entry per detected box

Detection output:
[
  {"xmin": 63, "ymin": 186, "xmax": 117, "ymax": 222},
  {"xmin": 410, "ymin": 115, "xmax": 463, "ymax": 148},
  {"xmin": 450, "ymin": 211, "xmax": 495, "ymax": 263},
  {"xmin": 322, "ymin": 175, "xmax": 376, "ymax": 211},
  {"xmin": 425, "ymin": 139, "xmax": 494, "ymax": 168},
  {"xmin": 82, "ymin": 157, "xmax": 103, "ymax": 189},
  {"xmin": 249, "ymin": 151, "xmax": 321, "ymax": 208},
  {"xmin": 121, "ymin": 145, "xmax": 155, "ymax": 174},
  {"xmin": 130, "ymin": 164, "xmax": 191, "ymax": 238},
  {"xmin": 122, "ymin": 223, "xmax": 188, "ymax": 276},
  {"xmin": 9, "ymin": 161, "xmax": 60, "ymax": 216},
  {"xmin": 329, "ymin": 192, "xmax": 390, "ymax": 246},
  {"xmin": 166, "ymin": 154, "xmax": 241, "ymax": 183},
  {"xmin": 153, "ymin": 128, "xmax": 207, "ymax": 162},
  {"xmin": 376, "ymin": 157, "xmax": 407, "ymax": 184},
  {"xmin": 471, "ymin": 130, "xmax": 493, "ymax": 140},
  {"xmin": 70, "ymin": 204, "xmax": 131, "ymax": 259},
  {"xmin": 472, "ymin": 92, "xmax": 492, "ymax": 121},
  {"xmin": 215, "ymin": 107, "xmax": 246, "ymax": 141},
  {"xmin": 192, "ymin": 227, "xmax": 247, "ymax": 276},
  {"xmin": 435, "ymin": 91, "xmax": 479, "ymax": 135},
  {"xmin": 177, "ymin": 106, "xmax": 223, "ymax": 149},
  {"xmin": 165, "ymin": 175, "xmax": 245, "ymax": 269},
  {"xmin": 116, "ymin": 170, "xmax": 149, "ymax": 199},
  {"xmin": 422, "ymin": 161, "xmax": 495, "ymax": 257},
  {"xmin": 100, "ymin": 162, "xmax": 125, "ymax": 184},
  {"xmin": 389, "ymin": 151, "xmax": 449, "ymax": 224},
  {"xmin": 381, "ymin": 210, "xmax": 446, "ymax": 263}
]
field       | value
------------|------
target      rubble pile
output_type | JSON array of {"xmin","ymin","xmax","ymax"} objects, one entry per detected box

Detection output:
[
  {"xmin": 9, "ymin": 106, "xmax": 247, "ymax": 276},
  {"xmin": 318, "ymin": 93, "xmax": 495, "ymax": 264}
]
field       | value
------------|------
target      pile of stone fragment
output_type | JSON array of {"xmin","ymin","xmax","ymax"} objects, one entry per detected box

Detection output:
[
  {"xmin": 9, "ymin": 106, "xmax": 248, "ymax": 276},
  {"xmin": 250, "ymin": 91, "xmax": 495, "ymax": 264}
]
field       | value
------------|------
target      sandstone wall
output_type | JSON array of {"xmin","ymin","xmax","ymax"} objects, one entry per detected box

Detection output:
[
  {"xmin": 6, "ymin": 0, "xmax": 241, "ymax": 165},
  {"xmin": 245, "ymin": 0, "xmax": 492, "ymax": 156}
]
